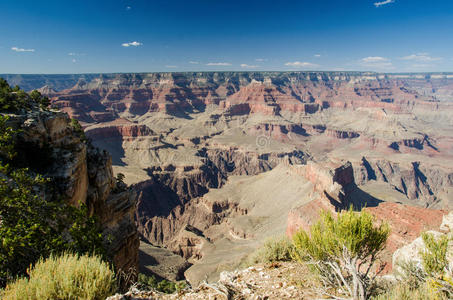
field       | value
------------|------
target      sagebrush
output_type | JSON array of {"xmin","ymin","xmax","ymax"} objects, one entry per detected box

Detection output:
[
  {"xmin": 246, "ymin": 236, "xmax": 294, "ymax": 266},
  {"xmin": 292, "ymin": 208, "xmax": 390, "ymax": 300},
  {"xmin": 1, "ymin": 252, "xmax": 117, "ymax": 300}
]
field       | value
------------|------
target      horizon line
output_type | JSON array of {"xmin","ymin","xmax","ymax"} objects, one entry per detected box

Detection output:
[{"xmin": 2, "ymin": 70, "xmax": 453, "ymax": 76}]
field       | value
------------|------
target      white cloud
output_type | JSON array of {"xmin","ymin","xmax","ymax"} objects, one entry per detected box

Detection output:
[
  {"xmin": 68, "ymin": 52, "xmax": 85, "ymax": 56},
  {"xmin": 72, "ymin": 59, "xmax": 77, "ymax": 63},
  {"xmin": 206, "ymin": 62, "xmax": 232, "ymax": 66},
  {"xmin": 11, "ymin": 47, "xmax": 35, "ymax": 52},
  {"xmin": 401, "ymin": 53, "xmax": 442, "ymax": 62},
  {"xmin": 189, "ymin": 61, "xmax": 199, "ymax": 64},
  {"xmin": 122, "ymin": 41, "xmax": 143, "ymax": 47},
  {"xmin": 314, "ymin": 54, "xmax": 321, "ymax": 58},
  {"xmin": 284, "ymin": 61, "xmax": 318, "ymax": 68},
  {"xmin": 240, "ymin": 64, "xmax": 259, "ymax": 68},
  {"xmin": 374, "ymin": 0, "xmax": 395, "ymax": 7},
  {"xmin": 126, "ymin": 6, "xmax": 132, "ymax": 10},
  {"xmin": 361, "ymin": 56, "xmax": 388, "ymax": 63},
  {"xmin": 165, "ymin": 65, "xmax": 177, "ymax": 68},
  {"xmin": 359, "ymin": 56, "xmax": 393, "ymax": 69},
  {"xmin": 255, "ymin": 58, "xmax": 268, "ymax": 62}
]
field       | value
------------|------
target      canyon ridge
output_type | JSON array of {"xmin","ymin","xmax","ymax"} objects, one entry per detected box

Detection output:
[{"xmin": 3, "ymin": 71, "xmax": 453, "ymax": 284}]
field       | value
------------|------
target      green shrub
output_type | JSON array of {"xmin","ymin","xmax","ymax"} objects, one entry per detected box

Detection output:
[
  {"xmin": 246, "ymin": 236, "xmax": 294, "ymax": 265},
  {"xmin": 394, "ymin": 260, "xmax": 427, "ymax": 289},
  {"xmin": 292, "ymin": 208, "xmax": 390, "ymax": 300},
  {"xmin": 137, "ymin": 273, "xmax": 186, "ymax": 294},
  {"xmin": 70, "ymin": 118, "xmax": 87, "ymax": 142},
  {"xmin": 1, "ymin": 252, "xmax": 116, "ymax": 300},
  {"xmin": 372, "ymin": 282, "xmax": 448, "ymax": 300},
  {"xmin": 0, "ymin": 79, "xmax": 50, "ymax": 113},
  {"xmin": 420, "ymin": 232, "xmax": 450, "ymax": 277},
  {"xmin": 420, "ymin": 232, "xmax": 453, "ymax": 298}
]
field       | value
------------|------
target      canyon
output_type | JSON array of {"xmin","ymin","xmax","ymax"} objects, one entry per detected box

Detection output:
[{"xmin": 4, "ymin": 71, "xmax": 453, "ymax": 284}]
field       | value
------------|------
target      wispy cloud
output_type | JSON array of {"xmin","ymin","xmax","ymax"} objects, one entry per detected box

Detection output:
[
  {"xmin": 285, "ymin": 61, "xmax": 318, "ymax": 68},
  {"xmin": 361, "ymin": 56, "xmax": 388, "ymax": 63},
  {"xmin": 206, "ymin": 62, "xmax": 232, "ymax": 66},
  {"xmin": 126, "ymin": 6, "xmax": 132, "ymax": 11},
  {"xmin": 11, "ymin": 47, "xmax": 35, "ymax": 52},
  {"xmin": 314, "ymin": 54, "xmax": 321, "ymax": 58},
  {"xmin": 374, "ymin": 0, "xmax": 395, "ymax": 7},
  {"xmin": 68, "ymin": 52, "xmax": 85, "ymax": 56},
  {"xmin": 401, "ymin": 53, "xmax": 442, "ymax": 62},
  {"xmin": 359, "ymin": 56, "xmax": 393, "ymax": 69},
  {"xmin": 72, "ymin": 59, "xmax": 77, "ymax": 63},
  {"xmin": 165, "ymin": 65, "xmax": 177, "ymax": 68},
  {"xmin": 121, "ymin": 41, "xmax": 142, "ymax": 47},
  {"xmin": 189, "ymin": 61, "xmax": 199, "ymax": 64},
  {"xmin": 240, "ymin": 64, "xmax": 259, "ymax": 68},
  {"xmin": 255, "ymin": 58, "xmax": 268, "ymax": 62}
]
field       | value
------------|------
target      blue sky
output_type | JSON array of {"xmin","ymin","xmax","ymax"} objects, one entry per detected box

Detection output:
[{"xmin": 1, "ymin": 0, "xmax": 453, "ymax": 74}]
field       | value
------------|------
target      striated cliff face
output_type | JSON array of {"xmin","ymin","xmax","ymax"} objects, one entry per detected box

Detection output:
[
  {"xmin": 6, "ymin": 109, "xmax": 139, "ymax": 274},
  {"xmin": 31, "ymin": 72, "xmax": 453, "ymax": 122}
]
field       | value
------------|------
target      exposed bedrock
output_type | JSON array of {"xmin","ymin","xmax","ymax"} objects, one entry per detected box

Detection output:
[
  {"xmin": 39, "ymin": 72, "xmax": 453, "ymax": 121},
  {"xmin": 6, "ymin": 110, "xmax": 139, "ymax": 274},
  {"xmin": 135, "ymin": 148, "xmax": 304, "ymax": 251},
  {"xmin": 353, "ymin": 157, "xmax": 453, "ymax": 208},
  {"xmin": 85, "ymin": 123, "xmax": 155, "ymax": 140}
]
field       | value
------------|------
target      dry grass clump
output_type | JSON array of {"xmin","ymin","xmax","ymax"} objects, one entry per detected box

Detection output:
[
  {"xmin": 372, "ymin": 283, "xmax": 449, "ymax": 300},
  {"xmin": 1, "ymin": 252, "xmax": 116, "ymax": 300},
  {"xmin": 245, "ymin": 236, "xmax": 294, "ymax": 266}
]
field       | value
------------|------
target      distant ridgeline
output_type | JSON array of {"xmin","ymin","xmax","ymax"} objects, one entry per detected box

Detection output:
[{"xmin": 2, "ymin": 71, "xmax": 453, "ymax": 92}]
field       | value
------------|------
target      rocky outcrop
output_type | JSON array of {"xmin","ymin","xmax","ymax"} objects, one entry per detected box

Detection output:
[
  {"xmin": 285, "ymin": 161, "xmax": 356, "ymax": 236},
  {"xmin": 6, "ymin": 109, "xmax": 139, "ymax": 274},
  {"xmin": 354, "ymin": 157, "xmax": 453, "ymax": 207},
  {"xmin": 392, "ymin": 211, "xmax": 453, "ymax": 275}
]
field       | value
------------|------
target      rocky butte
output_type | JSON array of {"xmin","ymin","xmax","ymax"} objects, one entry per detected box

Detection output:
[{"xmin": 3, "ymin": 71, "xmax": 453, "ymax": 284}]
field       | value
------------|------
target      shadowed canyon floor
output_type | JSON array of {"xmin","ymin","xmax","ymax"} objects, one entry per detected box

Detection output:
[{"xmin": 5, "ymin": 71, "xmax": 453, "ymax": 284}]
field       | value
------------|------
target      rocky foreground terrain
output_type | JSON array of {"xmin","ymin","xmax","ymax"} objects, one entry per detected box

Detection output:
[{"xmin": 4, "ymin": 71, "xmax": 453, "ymax": 285}]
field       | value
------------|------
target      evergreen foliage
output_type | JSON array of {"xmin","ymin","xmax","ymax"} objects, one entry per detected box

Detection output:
[
  {"xmin": 0, "ymin": 78, "xmax": 50, "ymax": 113},
  {"xmin": 137, "ymin": 273, "xmax": 187, "ymax": 294}
]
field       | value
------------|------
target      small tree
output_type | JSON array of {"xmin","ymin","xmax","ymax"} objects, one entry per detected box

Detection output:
[{"xmin": 292, "ymin": 209, "xmax": 390, "ymax": 300}]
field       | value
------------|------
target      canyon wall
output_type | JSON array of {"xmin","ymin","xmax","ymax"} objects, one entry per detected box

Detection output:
[{"xmin": 7, "ymin": 109, "xmax": 139, "ymax": 273}]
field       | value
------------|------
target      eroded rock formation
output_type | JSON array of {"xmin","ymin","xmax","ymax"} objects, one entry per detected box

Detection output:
[{"xmin": 6, "ymin": 109, "xmax": 139, "ymax": 273}]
